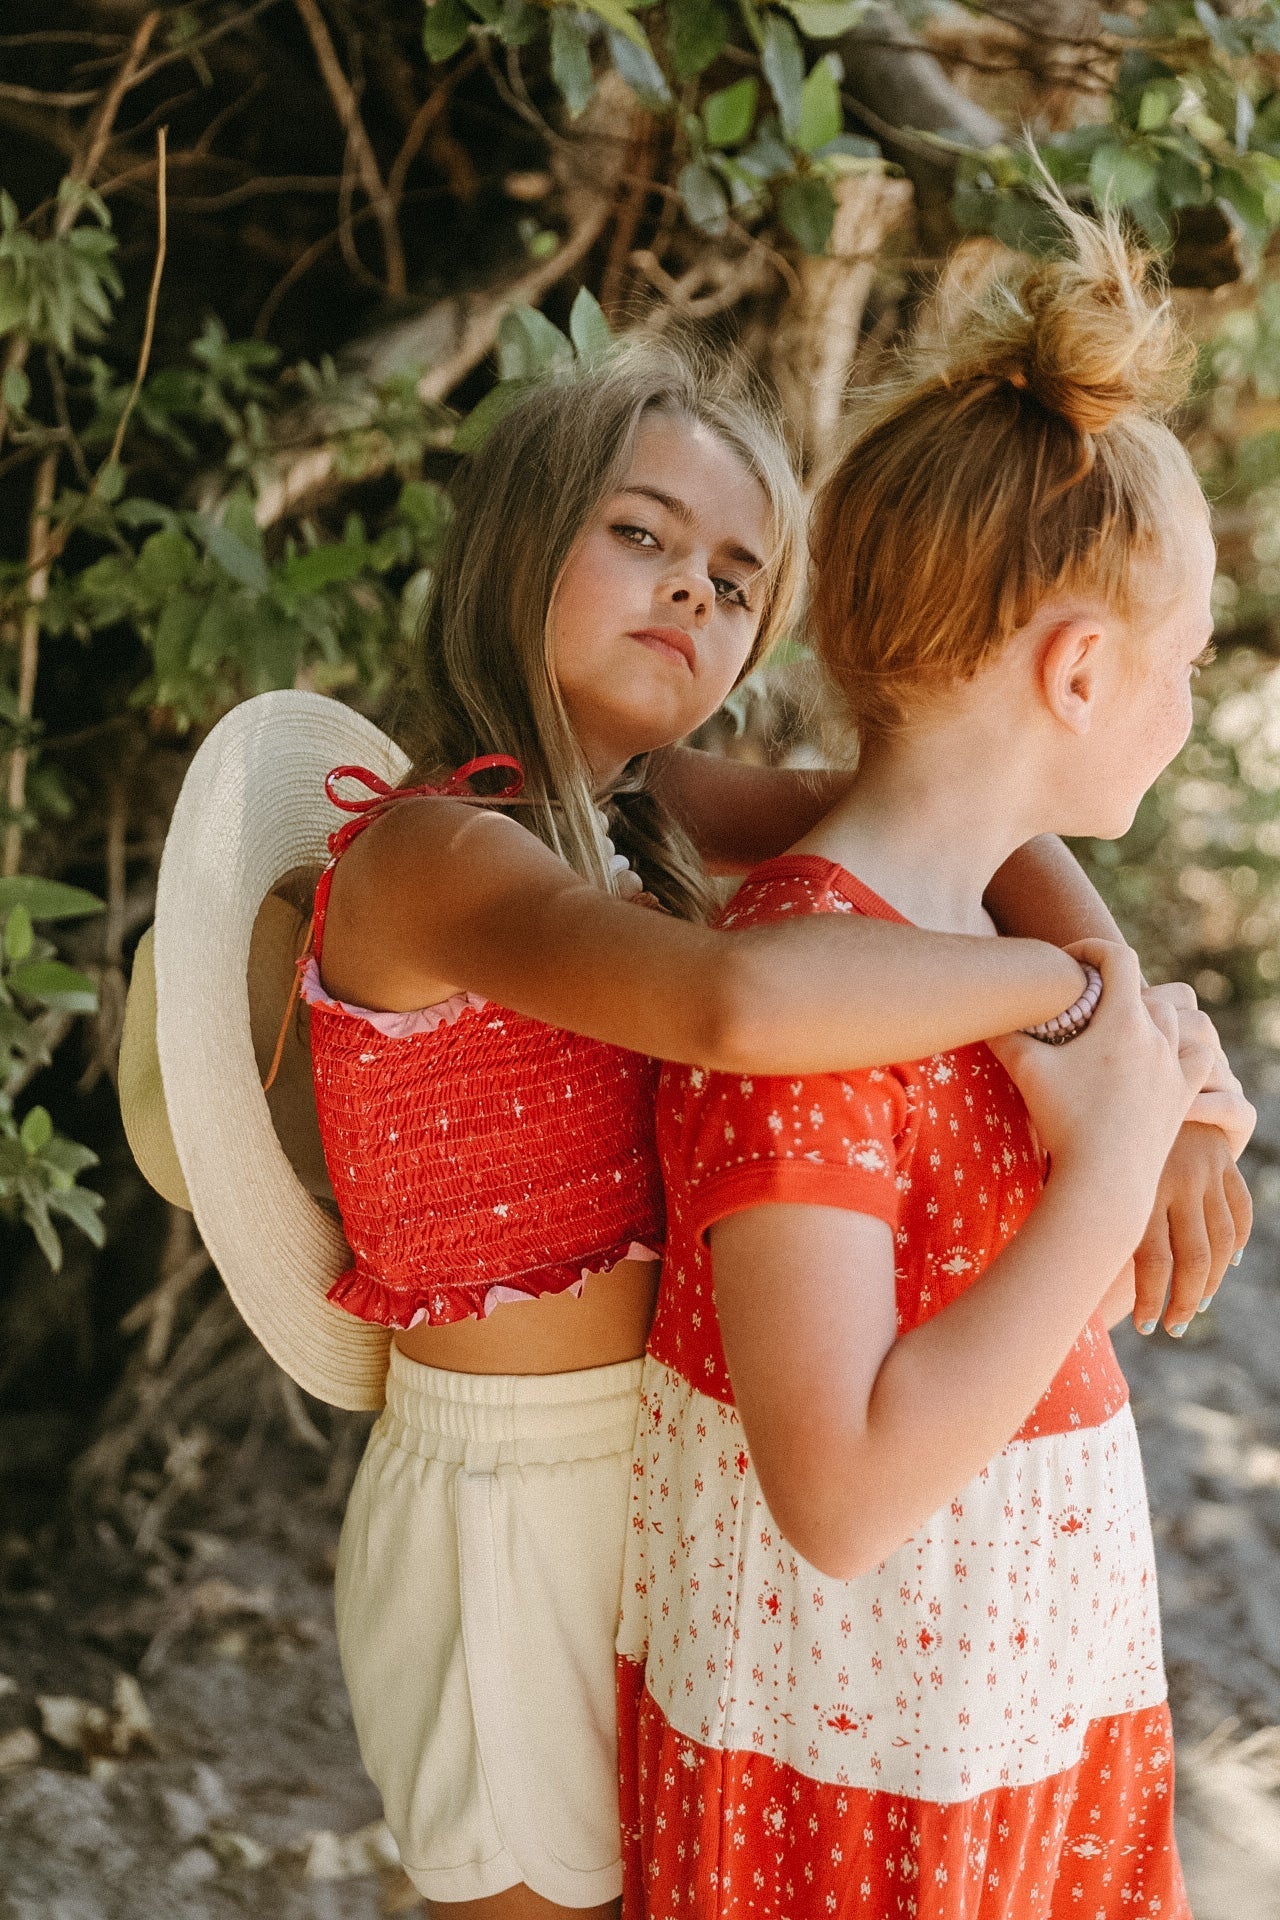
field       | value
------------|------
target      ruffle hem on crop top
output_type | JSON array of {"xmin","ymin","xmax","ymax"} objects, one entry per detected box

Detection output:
[{"xmin": 302, "ymin": 760, "xmax": 665, "ymax": 1330}]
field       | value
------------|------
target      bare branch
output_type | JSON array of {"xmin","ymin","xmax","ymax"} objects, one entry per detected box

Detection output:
[
  {"xmin": 3, "ymin": 447, "xmax": 58, "ymax": 878},
  {"xmin": 386, "ymin": 49, "xmax": 484, "ymax": 208},
  {"xmin": 104, "ymin": 127, "xmax": 169, "ymax": 476},
  {"xmin": 291, "ymin": 0, "xmax": 406, "ymax": 297}
]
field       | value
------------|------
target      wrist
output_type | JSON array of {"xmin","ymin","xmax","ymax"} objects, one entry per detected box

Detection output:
[
  {"xmin": 1041, "ymin": 1146, "xmax": 1151, "ymax": 1257},
  {"xmin": 1010, "ymin": 942, "xmax": 1090, "ymax": 1029},
  {"xmin": 1022, "ymin": 962, "xmax": 1102, "ymax": 1045}
]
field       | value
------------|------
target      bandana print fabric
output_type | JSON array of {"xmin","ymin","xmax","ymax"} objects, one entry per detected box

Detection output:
[{"xmin": 616, "ymin": 855, "xmax": 1187, "ymax": 1920}]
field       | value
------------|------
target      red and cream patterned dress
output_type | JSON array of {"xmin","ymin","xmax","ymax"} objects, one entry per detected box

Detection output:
[{"xmin": 616, "ymin": 855, "xmax": 1187, "ymax": 1920}]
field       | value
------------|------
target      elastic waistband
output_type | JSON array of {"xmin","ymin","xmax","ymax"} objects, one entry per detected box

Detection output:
[{"xmin": 377, "ymin": 1346, "xmax": 644, "ymax": 1469}]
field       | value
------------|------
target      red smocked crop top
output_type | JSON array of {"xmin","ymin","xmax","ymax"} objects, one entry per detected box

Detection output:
[{"xmin": 300, "ymin": 760, "xmax": 665, "ymax": 1330}]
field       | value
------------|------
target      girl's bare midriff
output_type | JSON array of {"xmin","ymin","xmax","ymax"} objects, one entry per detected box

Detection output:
[{"xmin": 392, "ymin": 1255, "xmax": 660, "ymax": 1374}]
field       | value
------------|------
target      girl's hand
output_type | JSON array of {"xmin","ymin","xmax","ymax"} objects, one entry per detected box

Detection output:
[
  {"xmin": 1138, "ymin": 980, "xmax": 1256, "ymax": 1157},
  {"xmin": 989, "ymin": 941, "xmax": 1217, "ymax": 1257},
  {"xmin": 1131, "ymin": 1122, "xmax": 1253, "ymax": 1337}
]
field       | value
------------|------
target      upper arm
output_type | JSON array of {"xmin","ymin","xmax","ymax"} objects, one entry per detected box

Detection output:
[
  {"xmin": 985, "ymin": 835, "xmax": 1124, "ymax": 947},
  {"xmin": 658, "ymin": 748, "xmax": 855, "ymax": 872},
  {"xmin": 710, "ymin": 1204, "xmax": 898, "ymax": 1546},
  {"xmin": 320, "ymin": 795, "xmax": 739, "ymax": 1063}
]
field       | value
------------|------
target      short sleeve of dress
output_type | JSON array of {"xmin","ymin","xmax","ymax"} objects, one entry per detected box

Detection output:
[{"xmin": 678, "ymin": 1064, "xmax": 911, "ymax": 1246}]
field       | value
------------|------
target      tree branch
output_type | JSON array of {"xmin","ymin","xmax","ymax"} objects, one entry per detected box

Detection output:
[{"xmin": 291, "ymin": 0, "xmax": 406, "ymax": 296}]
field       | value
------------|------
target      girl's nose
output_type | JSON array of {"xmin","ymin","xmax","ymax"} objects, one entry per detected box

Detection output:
[{"xmin": 662, "ymin": 570, "xmax": 713, "ymax": 623}]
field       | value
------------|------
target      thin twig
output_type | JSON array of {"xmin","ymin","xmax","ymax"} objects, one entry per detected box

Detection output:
[
  {"xmin": 45, "ymin": 347, "xmax": 95, "ymax": 488},
  {"xmin": 103, "ymin": 127, "xmax": 168, "ymax": 477},
  {"xmin": 601, "ymin": 118, "xmax": 656, "ymax": 322},
  {"xmin": 291, "ymin": 0, "xmax": 406, "ymax": 296},
  {"xmin": 3, "ymin": 447, "xmax": 58, "ymax": 878},
  {"xmin": 65, "ymin": 11, "xmax": 162, "ymax": 206},
  {"xmin": 0, "ymin": 82, "xmax": 101, "ymax": 109},
  {"xmin": 0, "ymin": 31, "xmax": 126, "ymax": 49},
  {"xmin": 385, "ymin": 49, "xmax": 483, "ymax": 207}
]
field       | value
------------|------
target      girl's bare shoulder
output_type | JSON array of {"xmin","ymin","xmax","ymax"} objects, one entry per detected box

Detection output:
[{"xmin": 320, "ymin": 796, "xmax": 535, "ymax": 1011}]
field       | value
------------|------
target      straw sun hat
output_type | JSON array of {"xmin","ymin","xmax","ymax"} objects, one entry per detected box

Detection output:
[{"xmin": 120, "ymin": 690, "xmax": 408, "ymax": 1412}]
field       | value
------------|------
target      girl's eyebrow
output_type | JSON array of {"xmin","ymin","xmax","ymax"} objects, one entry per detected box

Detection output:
[{"xmin": 616, "ymin": 483, "xmax": 764, "ymax": 575}]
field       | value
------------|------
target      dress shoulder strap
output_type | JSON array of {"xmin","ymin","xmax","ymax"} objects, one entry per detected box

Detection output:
[{"xmin": 311, "ymin": 756, "xmax": 524, "ymax": 964}]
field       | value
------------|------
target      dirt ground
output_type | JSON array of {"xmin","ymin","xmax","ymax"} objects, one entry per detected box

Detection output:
[{"xmin": 2, "ymin": 1061, "xmax": 1279, "ymax": 1919}]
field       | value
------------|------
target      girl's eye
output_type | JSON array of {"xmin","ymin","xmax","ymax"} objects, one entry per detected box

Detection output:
[
  {"xmin": 1191, "ymin": 640, "xmax": 1217, "ymax": 677},
  {"xmin": 714, "ymin": 578, "xmax": 752, "ymax": 610},
  {"xmin": 612, "ymin": 522, "xmax": 658, "ymax": 548}
]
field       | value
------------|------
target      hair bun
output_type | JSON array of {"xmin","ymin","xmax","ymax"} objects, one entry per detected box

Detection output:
[{"xmin": 925, "ymin": 188, "xmax": 1195, "ymax": 437}]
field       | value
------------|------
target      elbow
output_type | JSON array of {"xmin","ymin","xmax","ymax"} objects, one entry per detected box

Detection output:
[
  {"xmin": 758, "ymin": 1468, "xmax": 886, "ymax": 1585},
  {"xmin": 695, "ymin": 942, "xmax": 775, "ymax": 1075},
  {"xmin": 785, "ymin": 1520, "xmax": 884, "ymax": 1586}
]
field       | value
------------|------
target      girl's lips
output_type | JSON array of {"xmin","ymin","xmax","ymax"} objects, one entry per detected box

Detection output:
[{"xmin": 628, "ymin": 627, "xmax": 696, "ymax": 671}]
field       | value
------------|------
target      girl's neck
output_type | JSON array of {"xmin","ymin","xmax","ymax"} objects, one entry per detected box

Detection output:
[{"xmin": 792, "ymin": 699, "xmax": 1049, "ymax": 935}]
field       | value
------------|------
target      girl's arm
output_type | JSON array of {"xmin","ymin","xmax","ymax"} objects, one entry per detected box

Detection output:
[
  {"xmin": 323, "ymin": 797, "xmax": 1088, "ymax": 1076},
  {"xmin": 656, "ymin": 750, "xmax": 855, "ymax": 872},
  {"xmin": 710, "ymin": 949, "xmax": 1215, "ymax": 1580}
]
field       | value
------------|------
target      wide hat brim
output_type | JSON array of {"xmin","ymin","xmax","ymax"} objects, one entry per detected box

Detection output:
[{"xmin": 155, "ymin": 690, "xmax": 408, "ymax": 1411}]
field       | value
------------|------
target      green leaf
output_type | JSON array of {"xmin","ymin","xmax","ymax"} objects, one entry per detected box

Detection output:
[
  {"xmin": 422, "ymin": 0, "xmax": 472, "ymax": 61},
  {"xmin": 1216, "ymin": 164, "xmax": 1269, "ymax": 236},
  {"xmin": 152, "ymin": 588, "xmax": 203, "ymax": 689},
  {"xmin": 492, "ymin": 0, "xmax": 542, "ymax": 44},
  {"xmin": 568, "ymin": 286, "xmax": 613, "ymax": 360},
  {"xmin": 279, "ymin": 541, "xmax": 373, "ymax": 596},
  {"xmin": 796, "ymin": 54, "xmax": 842, "ymax": 155},
  {"xmin": 47, "ymin": 1183, "xmax": 106, "ymax": 1248},
  {"xmin": 1, "ymin": 365, "xmax": 29, "ymax": 412},
  {"xmin": 550, "ymin": 10, "xmax": 596, "ymax": 117},
  {"xmin": 19, "ymin": 1105, "xmax": 52, "ymax": 1155},
  {"xmin": 398, "ymin": 479, "xmax": 453, "ymax": 553},
  {"xmin": 4, "ymin": 905, "xmax": 33, "ymax": 963},
  {"xmin": 586, "ymin": 0, "xmax": 650, "ymax": 50},
  {"xmin": 762, "ymin": 14, "xmax": 805, "ymax": 143},
  {"xmin": 199, "ymin": 516, "xmax": 271, "ymax": 593},
  {"xmin": 95, "ymin": 459, "xmax": 125, "ymax": 503},
  {"xmin": 1088, "ymin": 141, "xmax": 1159, "ymax": 208},
  {"xmin": 738, "ymin": 120, "xmax": 794, "ymax": 180},
  {"xmin": 604, "ymin": 25, "xmax": 671, "ymax": 105},
  {"xmin": 21, "ymin": 1194, "xmax": 61, "ymax": 1272},
  {"xmin": 451, "ymin": 379, "xmax": 536, "ymax": 452},
  {"xmin": 41, "ymin": 1135, "xmax": 99, "ymax": 1182},
  {"xmin": 9, "ymin": 960, "xmax": 98, "ymax": 1014},
  {"xmin": 781, "ymin": 0, "xmax": 867, "ymax": 34},
  {"xmin": 777, "ymin": 174, "xmax": 836, "ymax": 252},
  {"xmin": 0, "ymin": 877, "xmax": 103, "ymax": 922},
  {"xmin": 1138, "ymin": 80, "xmax": 1179, "ymax": 132},
  {"xmin": 135, "ymin": 528, "xmax": 197, "ymax": 599},
  {"xmin": 704, "ymin": 76, "xmax": 758, "ymax": 148},
  {"xmin": 666, "ymin": 0, "xmax": 729, "ymax": 80},
  {"xmin": 497, "ymin": 304, "xmax": 573, "ymax": 380},
  {"xmin": 678, "ymin": 159, "xmax": 731, "ymax": 233}
]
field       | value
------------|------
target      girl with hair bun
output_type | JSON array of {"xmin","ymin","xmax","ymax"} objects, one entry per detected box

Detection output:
[
  {"xmin": 314, "ymin": 335, "xmax": 1187, "ymax": 1920},
  {"xmin": 618, "ymin": 208, "xmax": 1241, "ymax": 1917}
]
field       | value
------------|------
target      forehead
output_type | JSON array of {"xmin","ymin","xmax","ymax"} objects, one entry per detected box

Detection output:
[
  {"xmin": 617, "ymin": 413, "xmax": 773, "ymax": 550},
  {"xmin": 1127, "ymin": 484, "xmax": 1215, "ymax": 635}
]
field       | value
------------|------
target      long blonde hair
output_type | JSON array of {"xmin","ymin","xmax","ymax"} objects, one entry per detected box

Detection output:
[
  {"xmin": 401, "ymin": 337, "xmax": 806, "ymax": 919},
  {"xmin": 810, "ymin": 193, "xmax": 1201, "ymax": 740}
]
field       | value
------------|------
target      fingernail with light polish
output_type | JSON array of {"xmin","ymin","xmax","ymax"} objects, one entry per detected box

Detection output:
[
  {"xmin": 1138, "ymin": 1320, "xmax": 1158, "ymax": 1336},
  {"xmin": 1168, "ymin": 1322, "xmax": 1190, "ymax": 1339},
  {"xmin": 1231, "ymin": 1250, "xmax": 1244, "ymax": 1267},
  {"xmin": 1196, "ymin": 1297, "xmax": 1213, "ymax": 1313}
]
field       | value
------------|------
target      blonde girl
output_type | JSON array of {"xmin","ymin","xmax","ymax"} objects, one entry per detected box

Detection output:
[
  {"xmin": 284, "ymin": 338, "xmax": 1244, "ymax": 1920},
  {"xmin": 616, "ymin": 217, "xmax": 1239, "ymax": 1917}
]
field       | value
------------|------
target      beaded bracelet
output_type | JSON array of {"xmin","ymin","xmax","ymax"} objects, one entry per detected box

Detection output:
[{"xmin": 1022, "ymin": 962, "xmax": 1103, "ymax": 1044}]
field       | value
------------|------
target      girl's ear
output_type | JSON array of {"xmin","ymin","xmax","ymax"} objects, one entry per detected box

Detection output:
[{"xmin": 1038, "ymin": 616, "xmax": 1106, "ymax": 736}]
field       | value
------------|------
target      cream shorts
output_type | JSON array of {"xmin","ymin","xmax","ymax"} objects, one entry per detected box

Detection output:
[{"xmin": 334, "ymin": 1345, "xmax": 643, "ymax": 1907}]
